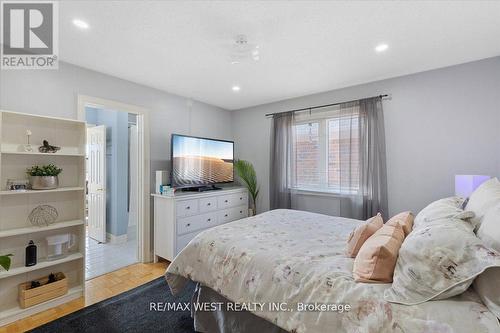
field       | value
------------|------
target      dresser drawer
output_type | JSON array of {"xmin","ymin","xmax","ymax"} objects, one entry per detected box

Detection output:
[
  {"xmin": 176, "ymin": 230, "xmax": 202, "ymax": 255},
  {"xmin": 177, "ymin": 213, "xmax": 218, "ymax": 235},
  {"xmin": 199, "ymin": 197, "xmax": 218, "ymax": 212},
  {"xmin": 218, "ymin": 205, "xmax": 248, "ymax": 224},
  {"xmin": 234, "ymin": 205, "xmax": 248, "ymax": 220},
  {"xmin": 176, "ymin": 199, "xmax": 199, "ymax": 217},
  {"xmin": 218, "ymin": 192, "xmax": 248, "ymax": 208}
]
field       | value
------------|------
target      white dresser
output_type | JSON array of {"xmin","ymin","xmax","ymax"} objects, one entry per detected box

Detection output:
[{"xmin": 152, "ymin": 187, "xmax": 248, "ymax": 261}]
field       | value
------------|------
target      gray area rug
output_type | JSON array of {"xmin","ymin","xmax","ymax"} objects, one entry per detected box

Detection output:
[{"xmin": 29, "ymin": 277, "xmax": 196, "ymax": 333}]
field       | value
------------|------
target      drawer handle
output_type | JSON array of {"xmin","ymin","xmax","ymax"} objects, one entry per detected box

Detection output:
[
  {"xmin": 224, "ymin": 214, "xmax": 228, "ymax": 217},
  {"xmin": 240, "ymin": 197, "xmax": 243, "ymax": 200},
  {"xmin": 186, "ymin": 223, "xmax": 191, "ymax": 227},
  {"xmin": 224, "ymin": 200, "xmax": 228, "ymax": 203},
  {"xmin": 207, "ymin": 203, "xmax": 211, "ymax": 206},
  {"xmin": 240, "ymin": 211, "xmax": 243, "ymax": 214},
  {"xmin": 207, "ymin": 218, "xmax": 211, "ymax": 222},
  {"xmin": 186, "ymin": 206, "xmax": 190, "ymax": 210}
]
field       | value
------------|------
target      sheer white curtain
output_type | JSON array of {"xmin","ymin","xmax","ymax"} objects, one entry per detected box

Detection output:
[{"xmin": 269, "ymin": 97, "xmax": 388, "ymax": 219}]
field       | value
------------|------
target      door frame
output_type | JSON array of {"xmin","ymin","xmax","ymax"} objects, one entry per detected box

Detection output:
[{"xmin": 77, "ymin": 95, "xmax": 151, "ymax": 263}]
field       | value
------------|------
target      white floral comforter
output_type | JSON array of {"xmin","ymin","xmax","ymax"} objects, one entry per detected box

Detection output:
[{"xmin": 166, "ymin": 209, "xmax": 500, "ymax": 333}]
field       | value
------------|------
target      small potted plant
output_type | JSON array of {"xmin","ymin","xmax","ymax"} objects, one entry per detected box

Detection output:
[
  {"xmin": 27, "ymin": 164, "xmax": 63, "ymax": 190},
  {"xmin": 0, "ymin": 254, "xmax": 13, "ymax": 271}
]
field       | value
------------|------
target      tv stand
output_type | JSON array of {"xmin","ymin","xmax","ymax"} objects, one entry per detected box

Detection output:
[
  {"xmin": 181, "ymin": 185, "xmax": 222, "ymax": 192},
  {"xmin": 152, "ymin": 187, "xmax": 249, "ymax": 261}
]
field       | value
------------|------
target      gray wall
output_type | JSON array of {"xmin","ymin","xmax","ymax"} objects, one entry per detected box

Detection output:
[
  {"xmin": 0, "ymin": 61, "xmax": 234, "ymax": 189},
  {"xmin": 232, "ymin": 56, "xmax": 500, "ymax": 216}
]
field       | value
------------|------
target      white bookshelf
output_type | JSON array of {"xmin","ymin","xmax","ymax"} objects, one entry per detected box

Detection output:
[
  {"xmin": 0, "ymin": 187, "xmax": 85, "ymax": 196},
  {"xmin": 0, "ymin": 219, "xmax": 84, "ymax": 239},
  {"xmin": 0, "ymin": 151, "xmax": 85, "ymax": 157},
  {"xmin": 0, "ymin": 110, "xmax": 86, "ymax": 326},
  {"xmin": 0, "ymin": 253, "xmax": 84, "ymax": 280},
  {"xmin": 0, "ymin": 286, "xmax": 83, "ymax": 324}
]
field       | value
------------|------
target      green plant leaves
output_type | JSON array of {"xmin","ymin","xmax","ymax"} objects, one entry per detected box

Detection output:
[
  {"xmin": 234, "ymin": 160, "xmax": 259, "ymax": 211},
  {"xmin": 0, "ymin": 254, "xmax": 13, "ymax": 271},
  {"xmin": 26, "ymin": 164, "xmax": 63, "ymax": 176}
]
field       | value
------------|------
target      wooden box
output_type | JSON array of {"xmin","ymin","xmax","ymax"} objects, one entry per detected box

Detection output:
[{"xmin": 18, "ymin": 272, "xmax": 68, "ymax": 309}]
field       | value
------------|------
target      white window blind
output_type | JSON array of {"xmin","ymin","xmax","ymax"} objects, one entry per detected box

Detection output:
[{"xmin": 292, "ymin": 105, "xmax": 360, "ymax": 194}]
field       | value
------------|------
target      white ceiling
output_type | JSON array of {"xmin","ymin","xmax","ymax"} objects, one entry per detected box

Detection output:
[{"xmin": 60, "ymin": 1, "xmax": 500, "ymax": 110}]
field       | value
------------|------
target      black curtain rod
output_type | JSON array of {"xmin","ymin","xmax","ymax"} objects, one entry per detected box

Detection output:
[{"xmin": 265, "ymin": 94, "xmax": 389, "ymax": 117}]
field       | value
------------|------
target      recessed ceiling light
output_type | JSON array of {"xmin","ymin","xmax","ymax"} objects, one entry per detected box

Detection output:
[
  {"xmin": 375, "ymin": 43, "xmax": 388, "ymax": 53},
  {"xmin": 73, "ymin": 19, "xmax": 89, "ymax": 29},
  {"xmin": 232, "ymin": 86, "xmax": 241, "ymax": 92}
]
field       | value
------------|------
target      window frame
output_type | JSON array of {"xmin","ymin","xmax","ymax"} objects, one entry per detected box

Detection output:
[{"xmin": 291, "ymin": 114, "xmax": 360, "ymax": 195}]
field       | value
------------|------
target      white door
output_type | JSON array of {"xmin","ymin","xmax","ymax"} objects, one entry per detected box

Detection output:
[{"xmin": 87, "ymin": 125, "xmax": 107, "ymax": 243}]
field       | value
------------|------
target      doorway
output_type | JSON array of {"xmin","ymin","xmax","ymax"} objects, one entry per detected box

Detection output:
[
  {"xmin": 78, "ymin": 95, "xmax": 151, "ymax": 281},
  {"xmin": 84, "ymin": 108, "xmax": 139, "ymax": 279}
]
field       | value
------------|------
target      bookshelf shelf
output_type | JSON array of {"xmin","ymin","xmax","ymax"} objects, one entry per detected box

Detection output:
[{"xmin": 0, "ymin": 220, "xmax": 84, "ymax": 238}]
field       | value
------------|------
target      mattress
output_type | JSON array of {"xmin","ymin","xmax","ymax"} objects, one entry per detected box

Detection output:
[{"xmin": 166, "ymin": 209, "xmax": 500, "ymax": 333}]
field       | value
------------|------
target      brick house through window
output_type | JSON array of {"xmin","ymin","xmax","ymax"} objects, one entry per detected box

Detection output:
[{"xmin": 292, "ymin": 112, "xmax": 360, "ymax": 193}]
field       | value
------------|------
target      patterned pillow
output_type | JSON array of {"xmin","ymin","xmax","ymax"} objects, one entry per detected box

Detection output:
[
  {"xmin": 384, "ymin": 217, "xmax": 500, "ymax": 305},
  {"xmin": 474, "ymin": 203, "xmax": 500, "ymax": 318},
  {"xmin": 413, "ymin": 196, "xmax": 474, "ymax": 230}
]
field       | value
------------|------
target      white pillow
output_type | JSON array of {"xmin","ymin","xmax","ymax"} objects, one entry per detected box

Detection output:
[
  {"xmin": 474, "ymin": 203, "xmax": 500, "ymax": 318},
  {"xmin": 413, "ymin": 196, "xmax": 474, "ymax": 230},
  {"xmin": 465, "ymin": 177, "xmax": 500, "ymax": 229},
  {"xmin": 477, "ymin": 203, "xmax": 500, "ymax": 249},
  {"xmin": 385, "ymin": 216, "xmax": 500, "ymax": 305}
]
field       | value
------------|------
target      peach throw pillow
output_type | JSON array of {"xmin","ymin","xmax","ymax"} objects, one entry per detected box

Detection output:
[
  {"xmin": 386, "ymin": 211, "xmax": 414, "ymax": 236},
  {"xmin": 353, "ymin": 224, "xmax": 405, "ymax": 283},
  {"xmin": 346, "ymin": 213, "xmax": 383, "ymax": 258}
]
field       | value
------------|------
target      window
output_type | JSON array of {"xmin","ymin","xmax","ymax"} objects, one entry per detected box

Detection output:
[
  {"xmin": 294, "ymin": 122, "xmax": 320, "ymax": 186},
  {"xmin": 292, "ymin": 109, "xmax": 360, "ymax": 193}
]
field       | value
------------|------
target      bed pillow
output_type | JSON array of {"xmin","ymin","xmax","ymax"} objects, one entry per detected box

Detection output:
[
  {"xmin": 413, "ymin": 196, "xmax": 474, "ymax": 230},
  {"xmin": 346, "ymin": 213, "xmax": 383, "ymax": 258},
  {"xmin": 353, "ymin": 224, "xmax": 405, "ymax": 283},
  {"xmin": 474, "ymin": 203, "xmax": 500, "ymax": 318},
  {"xmin": 465, "ymin": 177, "xmax": 500, "ymax": 229},
  {"xmin": 384, "ymin": 216, "xmax": 500, "ymax": 305},
  {"xmin": 386, "ymin": 211, "xmax": 414, "ymax": 236}
]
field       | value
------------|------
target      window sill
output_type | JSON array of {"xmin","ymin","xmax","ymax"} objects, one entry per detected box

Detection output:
[{"xmin": 290, "ymin": 188, "xmax": 358, "ymax": 198}]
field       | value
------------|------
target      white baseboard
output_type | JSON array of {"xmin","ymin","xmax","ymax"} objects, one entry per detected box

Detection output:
[{"xmin": 106, "ymin": 232, "xmax": 127, "ymax": 244}]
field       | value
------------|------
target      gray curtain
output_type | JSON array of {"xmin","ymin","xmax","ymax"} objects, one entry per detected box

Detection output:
[
  {"xmin": 358, "ymin": 97, "xmax": 388, "ymax": 219},
  {"xmin": 269, "ymin": 96, "xmax": 388, "ymax": 219},
  {"xmin": 269, "ymin": 112, "xmax": 294, "ymax": 209}
]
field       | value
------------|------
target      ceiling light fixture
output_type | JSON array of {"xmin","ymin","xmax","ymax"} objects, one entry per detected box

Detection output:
[
  {"xmin": 232, "ymin": 86, "xmax": 241, "ymax": 92},
  {"xmin": 229, "ymin": 34, "xmax": 260, "ymax": 64},
  {"xmin": 73, "ymin": 19, "xmax": 89, "ymax": 29},
  {"xmin": 375, "ymin": 43, "xmax": 388, "ymax": 53}
]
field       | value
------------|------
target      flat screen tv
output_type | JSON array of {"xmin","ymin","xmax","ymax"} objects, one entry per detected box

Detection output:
[{"xmin": 171, "ymin": 134, "xmax": 234, "ymax": 189}]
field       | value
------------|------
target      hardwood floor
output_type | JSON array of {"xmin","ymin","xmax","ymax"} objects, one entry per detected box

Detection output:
[{"xmin": 0, "ymin": 261, "xmax": 168, "ymax": 333}]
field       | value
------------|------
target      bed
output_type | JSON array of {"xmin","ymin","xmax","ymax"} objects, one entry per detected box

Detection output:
[{"xmin": 166, "ymin": 209, "xmax": 500, "ymax": 333}]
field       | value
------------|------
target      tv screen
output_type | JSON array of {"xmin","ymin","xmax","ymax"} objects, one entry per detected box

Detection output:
[{"xmin": 171, "ymin": 134, "xmax": 234, "ymax": 188}]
